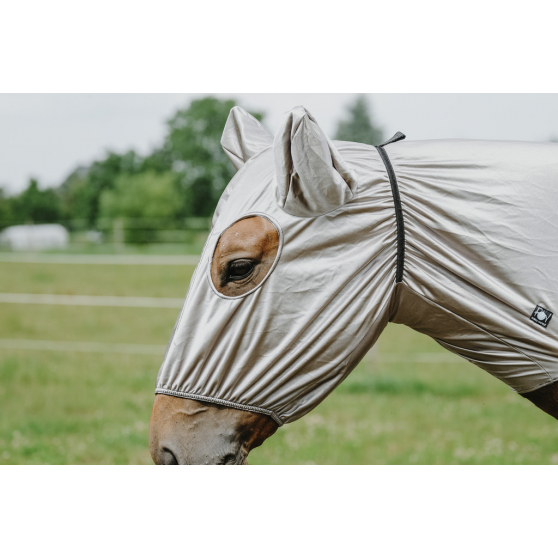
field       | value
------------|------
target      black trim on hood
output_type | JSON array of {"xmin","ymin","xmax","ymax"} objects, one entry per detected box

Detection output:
[{"xmin": 376, "ymin": 132, "xmax": 406, "ymax": 283}]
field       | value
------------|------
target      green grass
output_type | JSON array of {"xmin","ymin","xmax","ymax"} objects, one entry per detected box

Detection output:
[
  {"xmin": 0, "ymin": 239, "xmax": 209, "ymax": 256},
  {"xmin": 251, "ymin": 330, "xmax": 558, "ymax": 465},
  {"xmin": 0, "ymin": 257, "xmax": 557, "ymax": 465},
  {"xmin": 0, "ymin": 351, "xmax": 157, "ymax": 464},
  {"xmin": 0, "ymin": 262, "xmax": 193, "ymax": 297},
  {"xmin": 0, "ymin": 304, "xmax": 177, "ymax": 344}
]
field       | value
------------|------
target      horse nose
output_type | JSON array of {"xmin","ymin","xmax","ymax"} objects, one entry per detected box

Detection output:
[
  {"xmin": 149, "ymin": 415, "xmax": 180, "ymax": 464},
  {"xmin": 152, "ymin": 444, "xmax": 179, "ymax": 465},
  {"xmin": 149, "ymin": 402, "xmax": 180, "ymax": 464}
]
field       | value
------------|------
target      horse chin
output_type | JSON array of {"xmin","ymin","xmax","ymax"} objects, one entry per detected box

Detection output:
[{"xmin": 149, "ymin": 394, "xmax": 278, "ymax": 465}]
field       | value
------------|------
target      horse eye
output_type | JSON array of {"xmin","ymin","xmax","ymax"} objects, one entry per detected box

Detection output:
[{"xmin": 227, "ymin": 259, "xmax": 255, "ymax": 281}]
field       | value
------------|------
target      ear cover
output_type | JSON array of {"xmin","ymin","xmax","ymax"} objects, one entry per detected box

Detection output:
[
  {"xmin": 221, "ymin": 106, "xmax": 274, "ymax": 170},
  {"xmin": 274, "ymin": 106, "xmax": 357, "ymax": 218}
]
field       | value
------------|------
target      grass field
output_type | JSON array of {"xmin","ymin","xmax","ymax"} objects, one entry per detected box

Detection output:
[
  {"xmin": 1, "ymin": 256, "xmax": 557, "ymax": 465},
  {"xmin": 0, "ymin": 239, "xmax": 209, "ymax": 256}
]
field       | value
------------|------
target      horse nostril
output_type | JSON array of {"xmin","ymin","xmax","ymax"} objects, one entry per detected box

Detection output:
[{"xmin": 162, "ymin": 447, "xmax": 178, "ymax": 465}]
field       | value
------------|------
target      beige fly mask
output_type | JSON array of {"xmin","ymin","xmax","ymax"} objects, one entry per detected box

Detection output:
[{"xmin": 155, "ymin": 106, "xmax": 558, "ymax": 425}]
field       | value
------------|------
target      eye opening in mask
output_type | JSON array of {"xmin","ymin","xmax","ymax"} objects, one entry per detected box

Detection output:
[{"xmin": 208, "ymin": 213, "xmax": 283, "ymax": 299}]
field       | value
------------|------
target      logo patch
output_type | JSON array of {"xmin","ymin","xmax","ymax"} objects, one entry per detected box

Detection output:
[{"xmin": 530, "ymin": 305, "xmax": 553, "ymax": 328}]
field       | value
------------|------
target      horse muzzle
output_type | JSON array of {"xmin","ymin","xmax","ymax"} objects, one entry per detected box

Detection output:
[{"xmin": 149, "ymin": 394, "xmax": 278, "ymax": 465}]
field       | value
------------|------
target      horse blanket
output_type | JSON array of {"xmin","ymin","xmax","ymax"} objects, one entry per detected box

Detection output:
[{"xmin": 155, "ymin": 106, "xmax": 558, "ymax": 425}]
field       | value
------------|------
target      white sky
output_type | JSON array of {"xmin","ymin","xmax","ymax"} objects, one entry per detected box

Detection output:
[{"xmin": 1, "ymin": 93, "xmax": 558, "ymax": 194}]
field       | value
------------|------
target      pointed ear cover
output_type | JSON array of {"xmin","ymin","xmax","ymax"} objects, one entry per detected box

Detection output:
[
  {"xmin": 274, "ymin": 106, "xmax": 357, "ymax": 218},
  {"xmin": 221, "ymin": 106, "xmax": 274, "ymax": 170}
]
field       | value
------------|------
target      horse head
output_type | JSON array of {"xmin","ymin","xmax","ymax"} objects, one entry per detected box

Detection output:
[{"xmin": 150, "ymin": 105, "xmax": 396, "ymax": 464}]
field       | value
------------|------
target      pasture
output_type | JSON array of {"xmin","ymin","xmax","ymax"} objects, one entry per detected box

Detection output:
[{"xmin": 0, "ymin": 255, "xmax": 557, "ymax": 464}]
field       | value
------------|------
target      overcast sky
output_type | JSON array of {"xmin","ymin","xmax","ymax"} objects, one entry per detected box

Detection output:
[{"xmin": 1, "ymin": 94, "xmax": 558, "ymax": 194}]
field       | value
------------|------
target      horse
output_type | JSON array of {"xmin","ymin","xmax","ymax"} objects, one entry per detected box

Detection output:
[{"xmin": 149, "ymin": 105, "xmax": 558, "ymax": 464}]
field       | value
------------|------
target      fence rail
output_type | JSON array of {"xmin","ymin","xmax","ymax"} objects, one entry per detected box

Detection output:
[
  {"xmin": 0, "ymin": 253, "xmax": 201, "ymax": 265},
  {"xmin": 0, "ymin": 338, "xmax": 167, "ymax": 355},
  {"xmin": 0, "ymin": 216, "xmax": 212, "ymax": 230},
  {"xmin": 0, "ymin": 293, "xmax": 184, "ymax": 308}
]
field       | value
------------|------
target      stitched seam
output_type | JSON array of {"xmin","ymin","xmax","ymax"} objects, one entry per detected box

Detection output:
[
  {"xmin": 375, "ymin": 145, "xmax": 405, "ymax": 283},
  {"xmin": 155, "ymin": 388, "xmax": 284, "ymax": 426},
  {"xmin": 402, "ymin": 285, "xmax": 552, "ymax": 382}
]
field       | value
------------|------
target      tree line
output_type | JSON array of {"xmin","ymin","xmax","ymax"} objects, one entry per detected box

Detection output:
[{"xmin": 0, "ymin": 95, "xmax": 382, "ymax": 240}]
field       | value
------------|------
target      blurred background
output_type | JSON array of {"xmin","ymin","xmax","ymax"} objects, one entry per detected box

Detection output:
[{"xmin": 1, "ymin": 93, "xmax": 558, "ymax": 464}]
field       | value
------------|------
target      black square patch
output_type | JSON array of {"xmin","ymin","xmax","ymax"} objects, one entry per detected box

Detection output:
[{"xmin": 530, "ymin": 305, "xmax": 553, "ymax": 328}]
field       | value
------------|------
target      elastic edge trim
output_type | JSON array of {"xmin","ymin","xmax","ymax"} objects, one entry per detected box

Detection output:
[
  {"xmin": 154, "ymin": 388, "xmax": 284, "ymax": 426},
  {"xmin": 375, "ymin": 145, "xmax": 405, "ymax": 283}
]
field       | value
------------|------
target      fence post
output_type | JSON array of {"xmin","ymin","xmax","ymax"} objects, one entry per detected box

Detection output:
[{"xmin": 113, "ymin": 218, "xmax": 124, "ymax": 253}]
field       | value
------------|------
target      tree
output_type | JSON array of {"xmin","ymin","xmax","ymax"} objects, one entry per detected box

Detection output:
[
  {"xmin": 58, "ymin": 166, "xmax": 91, "ymax": 226},
  {"xmin": 84, "ymin": 150, "xmax": 144, "ymax": 226},
  {"xmin": 98, "ymin": 171, "xmax": 180, "ymax": 242},
  {"xmin": 161, "ymin": 97, "xmax": 264, "ymax": 217},
  {"xmin": 16, "ymin": 96, "xmax": 265, "ymax": 233},
  {"xmin": 0, "ymin": 188, "xmax": 15, "ymax": 228},
  {"xmin": 10, "ymin": 179, "xmax": 62, "ymax": 224},
  {"xmin": 334, "ymin": 95, "xmax": 383, "ymax": 146},
  {"xmin": 57, "ymin": 149, "xmax": 147, "ymax": 228}
]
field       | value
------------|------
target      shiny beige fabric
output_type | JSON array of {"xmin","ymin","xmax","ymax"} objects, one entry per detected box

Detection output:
[
  {"xmin": 156, "ymin": 109, "xmax": 558, "ymax": 425},
  {"xmin": 390, "ymin": 139, "xmax": 558, "ymax": 395},
  {"xmin": 274, "ymin": 106, "xmax": 357, "ymax": 217}
]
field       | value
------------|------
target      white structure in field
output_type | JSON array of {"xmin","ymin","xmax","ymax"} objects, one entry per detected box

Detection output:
[{"xmin": 0, "ymin": 224, "xmax": 69, "ymax": 251}]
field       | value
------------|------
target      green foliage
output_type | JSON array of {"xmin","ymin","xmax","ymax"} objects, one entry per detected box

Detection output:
[
  {"xmin": 161, "ymin": 97, "xmax": 264, "ymax": 217},
  {"xmin": 100, "ymin": 171, "xmax": 179, "ymax": 220},
  {"xmin": 60, "ymin": 150, "xmax": 144, "ymax": 226},
  {"xmin": 57, "ymin": 167, "xmax": 91, "ymax": 225},
  {"xmin": 0, "ymin": 188, "xmax": 15, "ymax": 226},
  {"xmin": 9, "ymin": 179, "xmax": 62, "ymax": 224},
  {"xmin": 334, "ymin": 95, "xmax": 383, "ymax": 145},
  {"xmin": 99, "ymin": 171, "xmax": 180, "ymax": 242},
  {"xmin": 58, "ymin": 97, "xmax": 264, "ymax": 228},
  {"xmin": 5, "ymin": 96, "xmax": 265, "ymax": 236}
]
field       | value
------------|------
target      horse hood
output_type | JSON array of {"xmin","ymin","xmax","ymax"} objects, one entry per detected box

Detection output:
[{"xmin": 155, "ymin": 106, "xmax": 558, "ymax": 425}]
